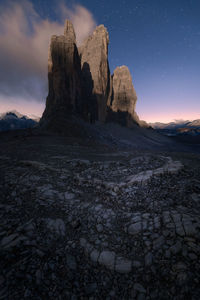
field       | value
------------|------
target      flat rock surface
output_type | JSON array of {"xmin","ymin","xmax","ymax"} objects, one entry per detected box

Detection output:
[{"xmin": 0, "ymin": 131, "xmax": 200, "ymax": 299}]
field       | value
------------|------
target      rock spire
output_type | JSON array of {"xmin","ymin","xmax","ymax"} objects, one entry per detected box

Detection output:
[
  {"xmin": 107, "ymin": 66, "xmax": 139, "ymax": 127},
  {"xmin": 41, "ymin": 20, "xmax": 144, "ymax": 129},
  {"xmin": 79, "ymin": 25, "xmax": 110, "ymax": 122},
  {"xmin": 41, "ymin": 20, "xmax": 82, "ymax": 126}
]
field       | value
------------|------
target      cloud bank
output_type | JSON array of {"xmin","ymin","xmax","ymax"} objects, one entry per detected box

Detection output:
[{"xmin": 0, "ymin": 0, "xmax": 96, "ymax": 107}]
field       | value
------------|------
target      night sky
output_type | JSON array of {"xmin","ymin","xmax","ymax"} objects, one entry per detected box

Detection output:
[{"xmin": 0, "ymin": 0, "xmax": 200, "ymax": 122}]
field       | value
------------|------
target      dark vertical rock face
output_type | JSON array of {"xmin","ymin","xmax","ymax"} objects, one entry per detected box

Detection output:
[
  {"xmin": 41, "ymin": 20, "xmax": 82, "ymax": 125},
  {"xmin": 79, "ymin": 25, "xmax": 110, "ymax": 122},
  {"xmin": 41, "ymin": 20, "xmax": 145, "ymax": 130},
  {"xmin": 107, "ymin": 66, "xmax": 140, "ymax": 127}
]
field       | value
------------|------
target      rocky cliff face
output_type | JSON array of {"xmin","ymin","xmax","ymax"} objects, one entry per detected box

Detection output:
[
  {"xmin": 41, "ymin": 20, "xmax": 144, "ymax": 130},
  {"xmin": 79, "ymin": 25, "xmax": 110, "ymax": 122},
  {"xmin": 41, "ymin": 20, "xmax": 82, "ymax": 125},
  {"xmin": 107, "ymin": 66, "xmax": 142, "ymax": 127}
]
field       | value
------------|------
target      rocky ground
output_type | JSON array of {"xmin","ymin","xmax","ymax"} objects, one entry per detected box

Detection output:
[{"xmin": 0, "ymin": 130, "xmax": 200, "ymax": 299}]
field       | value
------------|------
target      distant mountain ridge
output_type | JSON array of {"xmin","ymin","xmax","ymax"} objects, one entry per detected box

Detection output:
[
  {"xmin": 149, "ymin": 119, "xmax": 200, "ymax": 137},
  {"xmin": 0, "ymin": 110, "xmax": 39, "ymax": 132},
  {"xmin": 149, "ymin": 119, "xmax": 200, "ymax": 129}
]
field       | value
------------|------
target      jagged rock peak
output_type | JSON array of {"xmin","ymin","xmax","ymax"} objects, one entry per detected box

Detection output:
[
  {"xmin": 80, "ymin": 25, "xmax": 109, "ymax": 51},
  {"xmin": 106, "ymin": 65, "xmax": 139, "ymax": 127},
  {"xmin": 79, "ymin": 24, "xmax": 110, "ymax": 122},
  {"xmin": 40, "ymin": 19, "xmax": 82, "ymax": 128},
  {"xmin": 93, "ymin": 24, "xmax": 109, "ymax": 37},
  {"xmin": 117, "ymin": 65, "xmax": 130, "ymax": 71},
  {"xmin": 64, "ymin": 19, "xmax": 76, "ymax": 42},
  {"xmin": 92, "ymin": 24, "xmax": 109, "ymax": 45},
  {"xmin": 111, "ymin": 65, "xmax": 137, "ymax": 113}
]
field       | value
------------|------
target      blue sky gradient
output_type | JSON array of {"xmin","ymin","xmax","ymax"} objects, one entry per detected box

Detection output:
[{"xmin": 0, "ymin": 0, "xmax": 199, "ymax": 122}]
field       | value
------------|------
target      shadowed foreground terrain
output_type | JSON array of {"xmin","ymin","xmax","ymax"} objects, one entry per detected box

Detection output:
[{"xmin": 0, "ymin": 124, "xmax": 200, "ymax": 299}]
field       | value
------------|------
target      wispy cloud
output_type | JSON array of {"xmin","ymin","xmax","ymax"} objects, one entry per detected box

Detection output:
[
  {"xmin": 60, "ymin": 3, "xmax": 97, "ymax": 45},
  {"xmin": 0, "ymin": 0, "xmax": 96, "ymax": 106}
]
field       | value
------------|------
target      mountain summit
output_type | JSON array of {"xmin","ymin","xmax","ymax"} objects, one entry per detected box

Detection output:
[
  {"xmin": 40, "ymin": 20, "xmax": 146, "ymax": 130},
  {"xmin": 0, "ymin": 111, "xmax": 38, "ymax": 132}
]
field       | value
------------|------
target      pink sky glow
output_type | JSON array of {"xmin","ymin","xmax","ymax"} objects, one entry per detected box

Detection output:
[{"xmin": 0, "ymin": 97, "xmax": 200, "ymax": 123}]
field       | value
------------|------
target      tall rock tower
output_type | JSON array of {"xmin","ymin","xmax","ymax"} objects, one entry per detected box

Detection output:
[
  {"xmin": 107, "ymin": 66, "xmax": 140, "ymax": 127},
  {"xmin": 79, "ymin": 25, "xmax": 111, "ymax": 122},
  {"xmin": 41, "ymin": 20, "xmax": 82, "ymax": 126},
  {"xmin": 40, "ymin": 20, "xmax": 145, "ymax": 131}
]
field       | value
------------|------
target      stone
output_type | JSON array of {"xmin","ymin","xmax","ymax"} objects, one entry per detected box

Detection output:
[
  {"xmin": 107, "ymin": 66, "xmax": 140, "ymax": 127},
  {"xmin": 84, "ymin": 242, "xmax": 94, "ymax": 254},
  {"xmin": 66, "ymin": 255, "xmax": 77, "ymax": 270},
  {"xmin": 171, "ymin": 213, "xmax": 181, "ymax": 223},
  {"xmin": 1, "ymin": 233, "xmax": 27, "ymax": 249},
  {"xmin": 1, "ymin": 233, "xmax": 19, "ymax": 247},
  {"xmin": 153, "ymin": 236, "xmax": 165, "ymax": 250},
  {"xmin": 162, "ymin": 211, "xmax": 171, "ymax": 224},
  {"xmin": 142, "ymin": 220, "xmax": 148, "ymax": 231},
  {"xmin": 85, "ymin": 283, "xmax": 97, "ymax": 295},
  {"xmin": 191, "ymin": 193, "xmax": 200, "ymax": 203},
  {"xmin": 132, "ymin": 215, "xmax": 141, "ymax": 223},
  {"xmin": 173, "ymin": 262, "xmax": 187, "ymax": 272},
  {"xmin": 90, "ymin": 249, "xmax": 100, "ymax": 263},
  {"xmin": 145, "ymin": 252, "xmax": 153, "ymax": 266},
  {"xmin": 45, "ymin": 218, "xmax": 66, "ymax": 236},
  {"xmin": 175, "ymin": 223, "xmax": 185, "ymax": 237},
  {"xmin": 115, "ymin": 256, "xmax": 132, "ymax": 273},
  {"xmin": 132, "ymin": 260, "xmax": 142, "ymax": 268},
  {"xmin": 137, "ymin": 294, "xmax": 146, "ymax": 300},
  {"xmin": 133, "ymin": 283, "xmax": 146, "ymax": 294},
  {"xmin": 65, "ymin": 192, "xmax": 75, "ymax": 200},
  {"xmin": 183, "ymin": 221, "xmax": 196, "ymax": 236},
  {"xmin": 128, "ymin": 222, "xmax": 142, "ymax": 235},
  {"xmin": 41, "ymin": 20, "xmax": 83, "ymax": 128},
  {"xmin": 96, "ymin": 224, "xmax": 103, "ymax": 233},
  {"xmin": 170, "ymin": 241, "xmax": 182, "ymax": 254},
  {"xmin": 188, "ymin": 253, "xmax": 197, "ymax": 260},
  {"xmin": 165, "ymin": 250, "xmax": 171, "ymax": 258},
  {"xmin": 35, "ymin": 269, "xmax": 42, "ymax": 285},
  {"xmin": 80, "ymin": 25, "xmax": 110, "ymax": 122},
  {"xmin": 176, "ymin": 272, "xmax": 188, "ymax": 284},
  {"xmin": 98, "ymin": 251, "xmax": 115, "ymax": 270}
]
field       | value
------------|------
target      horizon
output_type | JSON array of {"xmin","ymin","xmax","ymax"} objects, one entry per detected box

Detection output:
[
  {"xmin": 0, "ymin": 96, "xmax": 200, "ymax": 124},
  {"xmin": 1, "ymin": 106, "xmax": 200, "ymax": 124},
  {"xmin": 0, "ymin": 0, "xmax": 199, "ymax": 123}
]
